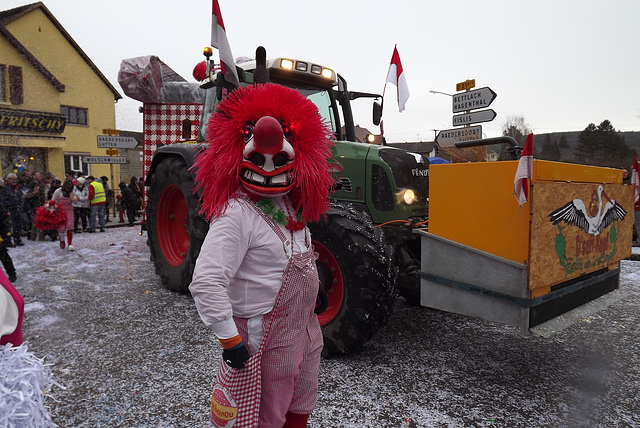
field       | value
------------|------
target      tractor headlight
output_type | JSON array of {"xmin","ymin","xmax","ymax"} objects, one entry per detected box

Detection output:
[
  {"xmin": 402, "ymin": 189, "xmax": 416, "ymax": 205},
  {"xmin": 280, "ymin": 59, "xmax": 294, "ymax": 70}
]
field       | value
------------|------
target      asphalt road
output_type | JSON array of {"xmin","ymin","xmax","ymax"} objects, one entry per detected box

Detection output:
[{"xmin": 8, "ymin": 227, "xmax": 640, "ymax": 427}]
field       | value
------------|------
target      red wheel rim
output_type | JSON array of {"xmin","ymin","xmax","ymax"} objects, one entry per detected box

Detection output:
[
  {"xmin": 313, "ymin": 240, "xmax": 344, "ymax": 326},
  {"xmin": 157, "ymin": 185, "xmax": 190, "ymax": 266}
]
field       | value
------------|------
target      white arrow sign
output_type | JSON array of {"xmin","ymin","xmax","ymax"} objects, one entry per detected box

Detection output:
[
  {"xmin": 435, "ymin": 126, "xmax": 482, "ymax": 147},
  {"xmin": 452, "ymin": 109, "xmax": 496, "ymax": 126},
  {"xmin": 82, "ymin": 156, "xmax": 127, "ymax": 164},
  {"xmin": 452, "ymin": 87, "xmax": 497, "ymax": 113},
  {"xmin": 97, "ymin": 135, "xmax": 139, "ymax": 149}
]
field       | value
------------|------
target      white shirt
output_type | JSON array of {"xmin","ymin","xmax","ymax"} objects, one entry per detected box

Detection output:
[{"xmin": 189, "ymin": 196, "xmax": 310, "ymax": 344}]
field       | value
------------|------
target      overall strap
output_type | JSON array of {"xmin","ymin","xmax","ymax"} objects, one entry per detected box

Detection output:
[
  {"xmin": 246, "ymin": 198, "xmax": 290, "ymax": 249},
  {"xmin": 244, "ymin": 198, "xmax": 292, "ymax": 353}
]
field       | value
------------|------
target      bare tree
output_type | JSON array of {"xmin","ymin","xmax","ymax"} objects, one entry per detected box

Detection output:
[{"xmin": 501, "ymin": 115, "xmax": 532, "ymax": 147}]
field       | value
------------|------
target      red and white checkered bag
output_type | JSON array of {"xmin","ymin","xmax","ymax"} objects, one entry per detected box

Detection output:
[{"xmin": 210, "ymin": 351, "xmax": 262, "ymax": 427}]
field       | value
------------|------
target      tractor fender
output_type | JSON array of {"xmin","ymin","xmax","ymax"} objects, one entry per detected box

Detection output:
[{"xmin": 145, "ymin": 143, "xmax": 206, "ymax": 189}]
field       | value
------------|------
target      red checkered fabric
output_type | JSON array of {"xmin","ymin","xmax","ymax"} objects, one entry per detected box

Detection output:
[
  {"xmin": 210, "ymin": 198, "xmax": 322, "ymax": 427},
  {"xmin": 210, "ymin": 353, "xmax": 262, "ymax": 427},
  {"xmin": 141, "ymin": 103, "xmax": 201, "ymax": 204}
]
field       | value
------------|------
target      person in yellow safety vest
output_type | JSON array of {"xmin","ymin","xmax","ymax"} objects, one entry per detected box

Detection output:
[{"xmin": 86, "ymin": 176, "xmax": 106, "ymax": 233}]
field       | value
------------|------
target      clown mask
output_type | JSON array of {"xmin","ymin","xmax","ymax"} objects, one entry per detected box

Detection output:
[{"xmin": 240, "ymin": 115, "xmax": 295, "ymax": 198}]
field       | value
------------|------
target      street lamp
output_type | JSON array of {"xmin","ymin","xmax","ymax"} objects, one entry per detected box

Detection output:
[{"xmin": 429, "ymin": 90, "xmax": 453, "ymax": 97}]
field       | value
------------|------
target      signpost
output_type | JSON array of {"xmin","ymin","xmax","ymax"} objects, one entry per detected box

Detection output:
[
  {"xmin": 435, "ymin": 125, "xmax": 482, "ymax": 147},
  {"xmin": 97, "ymin": 135, "xmax": 138, "ymax": 149},
  {"xmin": 456, "ymin": 79, "xmax": 475, "ymax": 92},
  {"xmin": 82, "ymin": 156, "xmax": 127, "ymax": 164},
  {"xmin": 452, "ymin": 109, "xmax": 496, "ymax": 126},
  {"xmin": 452, "ymin": 87, "xmax": 497, "ymax": 113}
]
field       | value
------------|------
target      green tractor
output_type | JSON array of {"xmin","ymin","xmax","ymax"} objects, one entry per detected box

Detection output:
[{"xmin": 145, "ymin": 47, "xmax": 429, "ymax": 356}]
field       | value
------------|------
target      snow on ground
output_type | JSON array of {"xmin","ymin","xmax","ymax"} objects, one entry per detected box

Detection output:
[{"xmin": 3, "ymin": 227, "xmax": 640, "ymax": 427}]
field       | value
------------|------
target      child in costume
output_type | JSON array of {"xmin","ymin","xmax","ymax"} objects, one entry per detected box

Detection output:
[
  {"xmin": 189, "ymin": 83, "xmax": 333, "ymax": 428},
  {"xmin": 52, "ymin": 180, "xmax": 76, "ymax": 250},
  {"xmin": 34, "ymin": 200, "xmax": 67, "ymax": 244}
]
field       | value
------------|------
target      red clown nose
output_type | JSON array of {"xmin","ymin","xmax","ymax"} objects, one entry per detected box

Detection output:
[{"xmin": 253, "ymin": 116, "xmax": 284, "ymax": 155}]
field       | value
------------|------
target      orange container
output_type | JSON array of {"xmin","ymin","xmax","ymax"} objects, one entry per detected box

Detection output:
[{"xmin": 428, "ymin": 160, "xmax": 634, "ymax": 297}]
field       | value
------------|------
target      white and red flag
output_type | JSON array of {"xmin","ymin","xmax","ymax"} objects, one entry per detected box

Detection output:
[
  {"xmin": 385, "ymin": 45, "xmax": 410, "ymax": 112},
  {"xmin": 513, "ymin": 133, "xmax": 534, "ymax": 207},
  {"xmin": 632, "ymin": 154, "xmax": 640, "ymax": 210},
  {"xmin": 211, "ymin": 0, "xmax": 239, "ymax": 87}
]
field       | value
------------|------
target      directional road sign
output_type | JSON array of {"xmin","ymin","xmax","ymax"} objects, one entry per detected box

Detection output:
[
  {"xmin": 97, "ymin": 135, "xmax": 138, "ymax": 149},
  {"xmin": 435, "ymin": 126, "xmax": 482, "ymax": 147},
  {"xmin": 452, "ymin": 87, "xmax": 497, "ymax": 113},
  {"xmin": 82, "ymin": 156, "xmax": 127, "ymax": 164},
  {"xmin": 452, "ymin": 109, "xmax": 496, "ymax": 126}
]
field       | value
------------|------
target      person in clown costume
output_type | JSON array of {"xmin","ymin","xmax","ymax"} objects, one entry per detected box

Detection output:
[{"xmin": 189, "ymin": 83, "xmax": 333, "ymax": 428}]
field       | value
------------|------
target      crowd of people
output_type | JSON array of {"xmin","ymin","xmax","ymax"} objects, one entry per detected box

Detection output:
[{"xmin": 0, "ymin": 170, "xmax": 143, "ymax": 281}]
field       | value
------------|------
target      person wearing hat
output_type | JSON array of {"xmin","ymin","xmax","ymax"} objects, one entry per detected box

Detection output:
[
  {"xmin": 86, "ymin": 176, "xmax": 106, "ymax": 233},
  {"xmin": 72, "ymin": 177, "xmax": 89, "ymax": 233}
]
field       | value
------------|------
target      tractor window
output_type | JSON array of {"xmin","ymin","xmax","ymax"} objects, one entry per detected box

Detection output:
[
  {"xmin": 300, "ymin": 89, "xmax": 338, "ymax": 135},
  {"xmin": 197, "ymin": 86, "xmax": 218, "ymax": 142}
]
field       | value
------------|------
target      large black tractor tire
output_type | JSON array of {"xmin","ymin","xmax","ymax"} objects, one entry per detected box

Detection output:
[
  {"xmin": 146, "ymin": 157, "xmax": 209, "ymax": 292},
  {"xmin": 396, "ymin": 241, "xmax": 422, "ymax": 306},
  {"xmin": 309, "ymin": 201, "xmax": 398, "ymax": 357}
]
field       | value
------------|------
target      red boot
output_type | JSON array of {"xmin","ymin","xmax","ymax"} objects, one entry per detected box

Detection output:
[
  {"xmin": 283, "ymin": 412, "xmax": 309, "ymax": 428},
  {"xmin": 67, "ymin": 230, "xmax": 75, "ymax": 251},
  {"xmin": 59, "ymin": 240, "xmax": 65, "ymax": 249}
]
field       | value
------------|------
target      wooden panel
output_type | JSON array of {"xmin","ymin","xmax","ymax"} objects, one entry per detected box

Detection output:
[{"xmin": 529, "ymin": 182, "xmax": 634, "ymax": 291}]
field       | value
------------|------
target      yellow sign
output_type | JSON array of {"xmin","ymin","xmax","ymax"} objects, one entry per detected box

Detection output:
[
  {"xmin": 456, "ymin": 79, "xmax": 476, "ymax": 92},
  {"xmin": 106, "ymin": 149, "xmax": 119, "ymax": 156},
  {"xmin": 102, "ymin": 128, "xmax": 120, "ymax": 135}
]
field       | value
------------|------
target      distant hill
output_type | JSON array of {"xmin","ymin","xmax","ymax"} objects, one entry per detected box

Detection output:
[
  {"xmin": 538, "ymin": 131, "xmax": 640, "ymax": 149},
  {"xmin": 534, "ymin": 131, "xmax": 640, "ymax": 165}
]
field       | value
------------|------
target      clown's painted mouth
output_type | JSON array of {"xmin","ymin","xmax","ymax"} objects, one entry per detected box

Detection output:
[{"xmin": 241, "ymin": 168, "xmax": 293, "ymax": 188}]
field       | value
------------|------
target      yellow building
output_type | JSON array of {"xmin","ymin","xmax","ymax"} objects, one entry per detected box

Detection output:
[{"xmin": 0, "ymin": 2, "xmax": 121, "ymax": 180}]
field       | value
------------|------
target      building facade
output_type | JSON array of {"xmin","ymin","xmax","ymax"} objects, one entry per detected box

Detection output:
[{"xmin": 0, "ymin": 2, "xmax": 121, "ymax": 180}]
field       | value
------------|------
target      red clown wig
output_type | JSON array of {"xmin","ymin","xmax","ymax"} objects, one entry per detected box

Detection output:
[{"xmin": 193, "ymin": 83, "xmax": 334, "ymax": 223}]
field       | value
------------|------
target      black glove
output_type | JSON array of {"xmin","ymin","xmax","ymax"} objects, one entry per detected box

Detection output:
[
  {"xmin": 222, "ymin": 343, "xmax": 250, "ymax": 369},
  {"xmin": 315, "ymin": 286, "xmax": 329, "ymax": 314}
]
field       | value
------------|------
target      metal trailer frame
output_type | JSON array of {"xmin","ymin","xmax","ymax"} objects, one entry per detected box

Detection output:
[{"xmin": 418, "ymin": 230, "xmax": 619, "ymax": 335}]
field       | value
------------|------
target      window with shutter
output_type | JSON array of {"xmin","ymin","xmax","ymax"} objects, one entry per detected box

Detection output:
[
  {"xmin": 0, "ymin": 64, "xmax": 6, "ymax": 102},
  {"xmin": 8, "ymin": 66, "xmax": 23, "ymax": 105}
]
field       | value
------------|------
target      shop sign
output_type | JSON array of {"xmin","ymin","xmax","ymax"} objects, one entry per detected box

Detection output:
[
  {"xmin": 0, "ymin": 108, "xmax": 66, "ymax": 134},
  {"xmin": 0, "ymin": 134, "xmax": 20, "ymax": 146}
]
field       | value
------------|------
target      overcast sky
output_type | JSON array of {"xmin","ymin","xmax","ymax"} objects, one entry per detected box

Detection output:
[{"xmin": 5, "ymin": 0, "xmax": 640, "ymax": 143}]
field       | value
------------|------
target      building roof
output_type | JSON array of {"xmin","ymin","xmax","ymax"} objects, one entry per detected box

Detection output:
[
  {"xmin": 0, "ymin": 2, "xmax": 122, "ymax": 100},
  {"xmin": 0, "ymin": 22, "xmax": 64, "ymax": 92}
]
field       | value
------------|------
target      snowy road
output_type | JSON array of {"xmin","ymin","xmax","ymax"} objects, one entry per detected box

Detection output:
[{"xmin": 8, "ymin": 227, "xmax": 640, "ymax": 427}]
